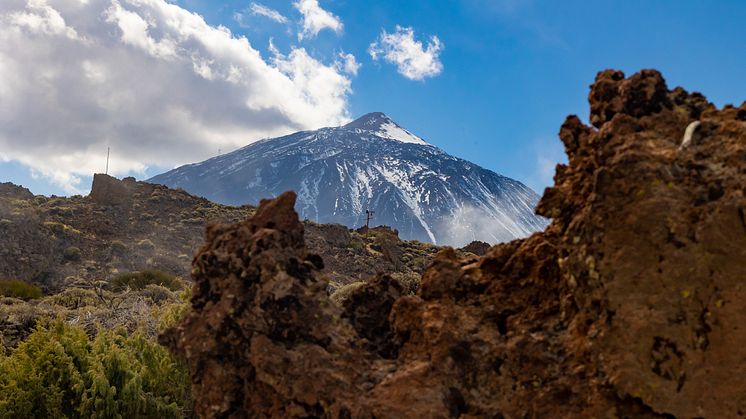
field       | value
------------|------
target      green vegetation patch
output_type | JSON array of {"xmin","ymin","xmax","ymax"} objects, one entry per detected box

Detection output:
[
  {"xmin": 42, "ymin": 221, "xmax": 81, "ymax": 235},
  {"xmin": 0, "ymin": 280, "xmax": 42, "ymax": 300},
  {"xmin": 111, "ymin": 270, "xmax": 183, "ymax": 292},
  {"xmin": 0, "ymin": 321, "xmax": 191, "ymax": 418},
  {"xmin": 63, "ymin": 246, "xmax": 81, "ymax": 261}
]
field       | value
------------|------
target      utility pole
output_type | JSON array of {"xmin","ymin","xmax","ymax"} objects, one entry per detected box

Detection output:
[
  {"xmin": 365, "ymin": 209, "xmax": 375, "ymax": 233},
  {"xmin": 105, "ymin": 147, "xmax": 110, "ymax": 175}
]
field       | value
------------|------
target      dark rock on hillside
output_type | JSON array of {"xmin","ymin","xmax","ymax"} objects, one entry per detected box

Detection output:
[
  {"xmin": 460, "ymin": 240, "xmax": 491, "ymax": 256},
  {"xmin": 163, "ymin": 69, "xmax": 746, "ymax": 417},
  {"xmin": 89, "ymin": 174, "xmax": 144, "ymax": 206}
]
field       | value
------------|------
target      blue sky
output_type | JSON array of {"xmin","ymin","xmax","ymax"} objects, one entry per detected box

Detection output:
[{"xmin": 1, "ymin": 0, "xmax": 744, "ymax": 196}]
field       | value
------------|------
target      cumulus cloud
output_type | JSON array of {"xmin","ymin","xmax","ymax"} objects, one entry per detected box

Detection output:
[
  {"xmin": 248, "ymin": 2, "xmax": 287, "ymax": 24},
  {"xmin": 337, "ymin": 52, "xmax": 360, "ymax": 76},
  {"xmin": 294, "ymin": 0, "xmax": 342, "ymax": 41},
  {"xmin": 0, "ymin": 0, "xmax": 353, "ymax": 193},
  {"xmin": 368, "ymin": 26, "xmax": 443, "ymax": 81}
]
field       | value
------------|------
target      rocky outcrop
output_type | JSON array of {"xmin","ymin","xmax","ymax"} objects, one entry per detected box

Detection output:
[
  {"xmin": 161, "ymin": 192, "xmax": 375, "ymax": 417},
  {"xmin": 163, "ymin": 69, "xmax": 746, "ymax": 417},
  {"xmin": 89, "ymin": 174, "xmax": 153, "ymax": 206},
  {"xmin": 460, "ymin": 240, "xmax": 491, "ymax": 256}
]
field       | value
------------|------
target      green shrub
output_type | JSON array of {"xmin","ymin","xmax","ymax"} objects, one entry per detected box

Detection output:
[
  {"xmin": 42, "ymin": 221, "xmax": 81, "ymax": 235},
  {"xmin": 347, "ymin": 240, "xmax": 365, "ymax": 251},
  {"xmin": 156, "ymin": 289, "xmax": 191, "ymax": 332},
  {"xmin": 110, "ymin": 241, "xmax": 127, "ymax": 257},
  {"xmin": 0, "ymin": 280, "xmax": 42, "ymax": 300},
  {"xmin": 390, "ymin": 272, "xmax": 421, "ymax": 295},
  {"xmin": 63, "ymin": 246, "xmax": 81, "ymax": 261},
  {"xmin": 0, "ymin": 321, "xmax": 191, "ymax": 418},
  {"xmin": 111, "ymin": 270, "xmax": 182, "ymax": 292},
  {"xmin": 49, "ymin": 288, "xmax": 100, "ymax": 310},
  {"xmin": 140, "ymin": 284, "xmax": 175, "ymax": 304}
]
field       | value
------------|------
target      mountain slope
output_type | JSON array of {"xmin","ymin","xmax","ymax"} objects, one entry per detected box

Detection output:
[{"xmin": 149, "ymin": 113, "xmax": 547, "ymax": 245}]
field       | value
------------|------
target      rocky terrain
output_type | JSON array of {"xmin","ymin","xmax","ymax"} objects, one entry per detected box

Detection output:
[
  {"xmin": 162, "ymin": 69, "xmax": 746, "ymax": 418},
  {"xmin": 0, "ymin": 174, "xmax": 447, "ymax": 294},
  {"xmin": 1, "ymin": 174, "xmax": 461, "ymax": 352},
  {"xmin": 0, "ymin": 175, "xmax": 250, "ymax": 292}
]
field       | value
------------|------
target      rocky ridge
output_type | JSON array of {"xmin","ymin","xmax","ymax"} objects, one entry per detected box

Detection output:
[
  {"xmin": 0, "ymin": 175, "xmax": 452, "ymax": 293},
  {"xmin": 163, "ymin": 69, "xmax": 746, "ymax": 418}
]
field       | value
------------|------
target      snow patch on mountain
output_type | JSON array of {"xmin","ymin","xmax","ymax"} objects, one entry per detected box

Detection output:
[{"xmin": 375, "ymin": 122, "xmax": 428, "ymax": 145}]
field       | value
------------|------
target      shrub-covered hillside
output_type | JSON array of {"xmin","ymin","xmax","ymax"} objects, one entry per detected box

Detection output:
[{"xmin": 0, "ymin": 175, "xmax": 487, "ymax": 416}]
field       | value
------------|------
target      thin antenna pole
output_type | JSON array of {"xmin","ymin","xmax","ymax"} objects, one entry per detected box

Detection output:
[
  {"xmin": 365, "ymin": 209, "xmax": 375, "ymax": 235},
  {"xmin": 105, "ymin": 147, "xmax": 110, "ymax": 175}
]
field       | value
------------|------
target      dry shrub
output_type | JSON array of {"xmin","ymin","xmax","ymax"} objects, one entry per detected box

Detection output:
[{"xmin": 0, "ymin": 280, "xmax": 42, "ymax": 300}]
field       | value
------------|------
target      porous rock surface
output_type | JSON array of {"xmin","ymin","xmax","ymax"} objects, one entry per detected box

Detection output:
[{"xmin": 163, "ymin": 69, "xmax": 746, "ymax": 418}]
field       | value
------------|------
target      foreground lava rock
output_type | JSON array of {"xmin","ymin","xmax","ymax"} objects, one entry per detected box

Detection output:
[{"xmin": 163, "ymin": 69, "xmax": 746, "ymax": 418}]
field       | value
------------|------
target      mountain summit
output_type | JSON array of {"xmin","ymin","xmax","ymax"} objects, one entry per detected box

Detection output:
[
  {"xmin": 149, "ymin": 113, "xmax": 547, "ymax": 245},
  {"xmin": 342, "ymin": 112, "xmax": 429, "ymax": 145}
]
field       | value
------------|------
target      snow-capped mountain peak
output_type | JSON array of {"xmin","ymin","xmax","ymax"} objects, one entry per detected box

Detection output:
[
  {"xmin": 149, "ymin": 113, "xmax": 547, "ymax": 246},
  {"xmin": 344, "ymin": 112, "xmax": 429, "ymax": 146}
]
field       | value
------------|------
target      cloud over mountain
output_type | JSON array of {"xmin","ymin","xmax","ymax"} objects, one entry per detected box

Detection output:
[
  {"xmin": 0, "ymin": 0, "xmax": 353, "ymax": 193},
  {"xmin": 369, "ymin": 26, "xmax": 444, "ymax": 81}
]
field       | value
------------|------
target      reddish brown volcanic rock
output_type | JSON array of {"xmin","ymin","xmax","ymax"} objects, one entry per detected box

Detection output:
[{"xmin": 163, "ymin": 70, "xmax": 746, "ymax": 418}]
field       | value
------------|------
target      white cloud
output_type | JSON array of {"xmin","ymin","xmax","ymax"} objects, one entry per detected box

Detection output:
[
  {"xmin": 437, "ymin": 204, "xmax": 533, "ymax": 247},
  {"xmin": 368, "ymin": 26, "xmax": 443, "ymax": 81},
  {"xmin": 337, "ymin": 52, "xmax": 360, "ymax": 76},
  {"xmin": 294, "ymin": 0, "xmax": 342, "ymax": 41},
  {"xmin": 8, "ymin": 0, "xmax": 80, "ymax": 40},
  {"xmin": 249, "ymin": 2, "xmax": 287, "ymax": 24},
  {"xmin": 0, "ymin": 0, "xmax": 353, "ymax": 194}
]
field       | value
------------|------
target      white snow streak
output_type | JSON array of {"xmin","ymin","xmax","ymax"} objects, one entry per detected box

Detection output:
[{"xmin": 374, "ymin": 122, "xmax": 428, "ymax": 145}]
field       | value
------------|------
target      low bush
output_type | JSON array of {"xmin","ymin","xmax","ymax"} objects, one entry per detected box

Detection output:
[
  {"xmin": 42, "ymin": 221, "xmax": 81, "ymax": 235},
  {"xmin": 49, "ymin": 288, "xmax": 100, "ymax": 310},
  {"xmin": 390, "ymin": 272, "xmax": 421, "ymax": 295},
  {"xmin": 111, "ymin": 270, "xmax": 183, "ymax": 292},
  {"xmin": 0, "ymin": 280, "xmax": 42, "ymax": 300},
  {"xmin": 110, "ymin": 240, "xmax": 128, "ymax": 257},
  {"xmin": 156, "ymin": 289, "xmax": 191, "ymax": 332},
  {"xmin": 0, "ymin": 301, "xmax": 47, "ymax": 331},
  {"xmin": 140, "ymin": 284, "xmax": 175, "ymax": 304},
  {"xmin": 0, "ymin": 321, "xmax": 192, "ymax": 418},
  {"xmin": 63, "ymin": 246, "xmax": 81, "ymax": 261},
  {"xmin": 347, "ymin": 240, "xmax": 365, "ymax": 251}
]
